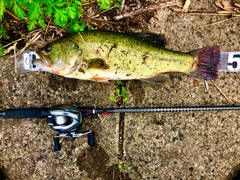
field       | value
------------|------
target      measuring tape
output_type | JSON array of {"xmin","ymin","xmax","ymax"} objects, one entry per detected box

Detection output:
[{"xmin": 219, "ymin": 52, "xmax": 240, "ymax": 72}]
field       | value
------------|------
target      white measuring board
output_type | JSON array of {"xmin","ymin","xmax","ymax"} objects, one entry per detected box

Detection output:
[{"xmin": 219, "ymin": 52, "xmax": 240, "ymax": 72}]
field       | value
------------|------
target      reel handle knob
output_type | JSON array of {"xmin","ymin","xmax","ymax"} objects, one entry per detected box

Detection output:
[
  {"xmin": 88, "ymin": 132, "xmax": 95, "ymax": 147},
  {"xmin": 53, "ymin": 137, "xmax": 61, "ymax": 151}
]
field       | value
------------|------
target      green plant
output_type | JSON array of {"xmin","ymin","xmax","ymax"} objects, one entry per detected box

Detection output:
[
  {"xmin": 97, "ymin": 0, "xmax": 122, "ymax": 10},
  {"xmin": 2, "ymin": 0, "xmax": 86, "ymax": 31},
  {"xmin": 118, "ymin": 160, "xmax": 124, "ymax": 172},
  {"xmin": 0, "ymin": 44, "xmax": 4, "ymax": 56},
  {"xmin": 0, "ymin": 0, "xmax": 86, "ymax": 56},
  {"xmin": 109, "ymin": 80, "xmax": 129, "ymax": 103}
]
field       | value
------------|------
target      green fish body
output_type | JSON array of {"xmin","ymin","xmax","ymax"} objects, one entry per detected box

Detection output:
[{"xmin": 35, "ymin": 31, "xmax": 220, "ymax": 84}]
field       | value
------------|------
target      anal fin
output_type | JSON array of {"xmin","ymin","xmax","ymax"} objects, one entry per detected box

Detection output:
[{"xmin": 141, "ymin": 73, "xmax": 169, "ymax": 84}]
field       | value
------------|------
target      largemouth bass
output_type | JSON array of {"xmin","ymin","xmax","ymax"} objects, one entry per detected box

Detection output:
[{"xmin": 34, "ymin": 31, "xmax": 220, "ymax": 84}]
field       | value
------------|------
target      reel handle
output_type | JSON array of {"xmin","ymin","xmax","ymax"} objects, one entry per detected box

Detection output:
[
  {"xmin": 53, "ymin": 137, "xmax": 61, "ymax": 151},
  {"xmin": 88, "ymin": 132, "xmax": 95, "ymax": 147}
]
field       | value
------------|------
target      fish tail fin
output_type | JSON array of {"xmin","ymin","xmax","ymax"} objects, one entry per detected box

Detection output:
[{"xmin": 190, "ymin": 46, "xmax": 220, "ymax": 80}]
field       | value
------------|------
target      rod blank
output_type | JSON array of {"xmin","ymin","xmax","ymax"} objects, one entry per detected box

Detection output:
[{"xmin": 95, "ymin": 106, "xmax": 240, "ymax": 115}]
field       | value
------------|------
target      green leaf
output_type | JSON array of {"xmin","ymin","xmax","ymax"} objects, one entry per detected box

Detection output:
[
  {"xmin": 116, "ymin": 80, "xmax": 123, "ymax": 85},
  {"xmin": 27, "ymin": 20, "xmax": 37, "ymax": 30},
  {"xmin": 114, "ymin": 3, "xmax": 120, "ymax": 8},
  {"xmin": 115, "ymin": 88, "xmax": 120, "ymax": 96},
  {"xmin": 123, "ymin": 97, "xmax": 129, "ymax": 103},
  {"xmin": 109, "ymin": 96, "xmax": 117, "ymax": 101},
  {"xmin": 97, "ymin": 0, "xmax": 112, "ymax": 10},
  {"xmin": 0, "ymin": 44, "xmax": 4, "ymax": 56},
  {"xmin": 54, "ymin": 0, "xmax": 66, "ymax": 7},
  {"xmin": 13, "ymin": 3, "xmax": 26, "ymax": 20},
  {"xmin": 54, "ymin": 8, "xmax": 69, "ymax": 27},
  {"xmin": 45, "ymin": 4, "xmax": 53, "ymax": 17},
  {"xmin": 74, "ymin": 0, "xmax": 83, "ymax": 6},
  {"xmin": 68, "ymin": 20, "xmax": 86, "ymax": 33},
  {"xmin": 0, "ymin": 25, "xmax": 9, "ymax": 40},
  {"xmin": 38, "ymin": 18, "xmax": 47, "ymax": 29},
  {"xmin": 121, "ymin": 86, "xmax": 127, "ymax": 96},
  {"xmin": 2, "ymin": 33, "xmax": 8, "ymax": 40},
  {"xmin": 67, "ymin": 4, "xmax": 78, "ymax": 19},
  {"xmin": 28, "ymin": 3, "xmax": 43, "ymax": 20},
  {"xmin": 118, "ymin": 160, "xmax": 124, "ymax": 171},
  {"xmin": 0, "ymin": 0, "xmax": 5, "ymax": 21},
  {"xmin": 5, "ymin": 0, "xmax": 13, "ymax": 9}
]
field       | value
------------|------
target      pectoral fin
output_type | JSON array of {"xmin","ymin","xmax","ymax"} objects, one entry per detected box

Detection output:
[
  {"xmin": 141, "ymin": 73, "xmax": 169, "ymax": 84},
  {"xmin": 88, "ymin": 58, "xmax": 110, "ymax": 70}
]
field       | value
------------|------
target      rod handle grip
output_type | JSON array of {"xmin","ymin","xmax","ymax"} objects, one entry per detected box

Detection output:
[{"xmin": 4, "ymin": 108, "xmax": 49, "ymax": 118}]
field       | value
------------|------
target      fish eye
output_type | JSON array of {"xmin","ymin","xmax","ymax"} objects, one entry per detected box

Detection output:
[
  {"xmin": 73, "ymin": 43, "xmax": 81, "ymax": 50},
  {"xmin": 45, "ymin": 45, "xmax": 51, "ymax": 52}
]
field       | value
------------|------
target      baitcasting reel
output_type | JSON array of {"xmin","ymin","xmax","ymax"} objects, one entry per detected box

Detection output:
[
  {"xmin": 0, "ymin": 105, "xmax": 95, "ymax": 151},
  {"xmin": 47, "ymin": 106, "xmax": 95, "ymax": 151}
]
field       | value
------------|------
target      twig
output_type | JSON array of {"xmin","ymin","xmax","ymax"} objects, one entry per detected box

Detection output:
[
  {"xmin": 9, "ymin": 32, "xmax": 42, "ymax": 59},
  {"xmin": 3, "ymin": 38, "xmax": 24, "ymax": 48},
  {"xmin": 113, "ymin": 2, "xmax": 176, "ymax": 20},
  {"xmin": 211, "ymin": 80, "xmax": 240, "ymax": 103},
  {"xmin": 91, "ymin": 7, "xmax": 115, "ymax": 18},
  {"xmin": 204, "ymin": 80, "xmax": 209, "ymax": 91},
  {"xmin": 51, "ymin": 33, "xmax": 55, "ymax": 42},
  {"xmin": 44, "ymin": 19, "xmax": 52, "ymax": 40},
  {"xmin": 90, "ymin": 18, "xmax": 119, "ymax": 24},
  {"xmin": 120, "ymin": 0, "xmax": 125, "ymax": 12},
  {"xmin": 31, "ymin": 161, "xmax": 39, "ymax": 180},
  {"xmin": 56, "ymin": 26, "xmax": 67, "ymax": 36},
  {"xmin": 211, "ymin": 80, "xmax": 231, "ymax": 102},
  {"xmin": 196, "ymin": 16, "xmax": 238, "ymax": 29},
  {"xmin": 183, "ymin": 0, "xmax": 191, "ymax": 12},
  {"xmin": 5, "ymin": 9, "xmax": 20, "ymax": 20},
  {"xmin": 78, "ymin": 32, "xmax": 97, "ymax": 56},
  {"xmin": 188, "ymin": 12, "xmax": 240, "ymax": 16},
  {"xmin": 113, "ymin": 6, "xmax": 156, "ymax": 20},
  {"xmin": 235, "ymin": 3, "xmax": 240, "ymax": 8},
  {"xmin": 17, "ymin": 32, "xmax": 42, "ymax": 56},
  {"xmin": 97, "ymin": 114, "xmax": 106, "ymax": 124}
]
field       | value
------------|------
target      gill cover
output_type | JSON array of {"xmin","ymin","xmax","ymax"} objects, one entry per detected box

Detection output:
[{"xmin": 35, "ymin": 38, "xmax": 83, "ymax": 75}]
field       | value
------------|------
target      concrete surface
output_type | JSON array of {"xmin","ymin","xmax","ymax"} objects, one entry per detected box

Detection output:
[{"xmin": 1, "ymin": 1, "xmax": 240, "ymax": 180}]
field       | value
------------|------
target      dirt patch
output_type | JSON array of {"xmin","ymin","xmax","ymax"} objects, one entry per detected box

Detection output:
[
  {"xmin": 48, "ymin": 74, "xmax": 78, "ymax": 92},
  {"xmin": 127, "ymin": 80, "xmax": 145, "ymax": 105},
  {"xmin": 77, "ymin": 144, "xmax": 121, "ymax": 180},
  {"xmin": 0, "ymin": 166, "xmax": 8, "ymax": 180},
  {"xmin": 0, "ymin": 81, "xmax": 3, "ymax": 89}
]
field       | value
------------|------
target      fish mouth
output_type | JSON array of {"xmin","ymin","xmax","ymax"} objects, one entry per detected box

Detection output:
[{"xmin": 34, "ymin": 51, "xmax": 52, "ymax": 67}]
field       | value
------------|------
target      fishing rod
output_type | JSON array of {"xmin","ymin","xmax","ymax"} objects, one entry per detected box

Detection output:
[{"xmin": 0, "ymin": 105, "xmax": 240, "ymax": 151}]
